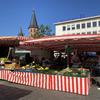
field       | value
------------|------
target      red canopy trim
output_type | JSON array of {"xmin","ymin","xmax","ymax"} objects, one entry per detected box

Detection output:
[
  {"xmin": 0, "ymin": 36, "xmax": 17, "ymax": 40},
  {"xmin": 17, "ymin": 36, "xmax": 33, "ymax": 41},
  {"xmin": 24, "ymin": 34, "xmax": 100, "ymax": 43},
  {"xmin": 0, "ymin": 36, "xmax": 19, "ymax": 46},
  {"xmin": 19, "ymin": 34, "xmax": 100, "ymax": 51}
]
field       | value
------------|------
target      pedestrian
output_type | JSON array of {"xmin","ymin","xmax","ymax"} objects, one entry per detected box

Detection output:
[{"xmin": 96, "ymin": 54, "xmax": 100, "ymax": 90}]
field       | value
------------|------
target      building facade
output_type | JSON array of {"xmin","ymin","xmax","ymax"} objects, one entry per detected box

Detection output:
[{"xmin": 55, "ymin": 16, "xmax": 100, "ymax": 35}]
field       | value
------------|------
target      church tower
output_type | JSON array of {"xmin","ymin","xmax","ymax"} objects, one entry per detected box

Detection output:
[
  {"xmin": 18, "ymin": 26, "xmax": 24, "ymax": 36},
  {"xmin": 28, "ymin": 11, "xmax": 38, "ymax": 37}
]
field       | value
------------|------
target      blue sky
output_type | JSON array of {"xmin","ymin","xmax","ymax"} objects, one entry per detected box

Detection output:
[{"xmin": 0, "ymin": 0, "xmax": 100, "ymax": 36}]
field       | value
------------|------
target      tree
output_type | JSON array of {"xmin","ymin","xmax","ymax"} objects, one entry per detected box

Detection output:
[
  {"xmin": 45, "ymin": 25, "xmax": 52, "ymax": 36},
  {"xmin": 32, "ymin": 24, "xmax": 52, "ymax": 38}
]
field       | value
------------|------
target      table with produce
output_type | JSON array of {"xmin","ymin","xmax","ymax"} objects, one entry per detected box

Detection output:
[{"xmin": 0, "ymin": 58, "xmax": 90, "ymax": 96}]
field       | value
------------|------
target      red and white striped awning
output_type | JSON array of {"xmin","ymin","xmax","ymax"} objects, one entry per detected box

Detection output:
[
  {"xmin": 0, "ymin": 36, "xmax": 17, "ymax": 40},
  {"xmin": 0, "ymin": 36, "xmax": 19, "ymax": 46},
  {"xmin": 17, "ymin": 36, "xmax": 33, "ymax": 41},
  {"xmin": 19, "ymin": 34, "xmax": 100, "ymax": 51},
  {"xmin": 24, "ymin": 34, "xmax": 100, "ymax": 42},
  {"xmin": 0, "ymin": 36, "xmax": 33, "ymax": 47}
]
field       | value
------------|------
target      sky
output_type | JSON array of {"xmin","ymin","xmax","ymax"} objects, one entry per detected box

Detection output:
[{"xmin": 0, "ymin": 0, "xmax": 100, "ymax": 36}]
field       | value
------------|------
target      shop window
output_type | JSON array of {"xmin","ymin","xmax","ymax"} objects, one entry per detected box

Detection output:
[
  {"xmin": 82, "ymin": 23, "xmax": 85, "ymax": 28},
  {"xmin": 62, "ymin": 26, "xmax": 66, "ymax": 31},
  {"xmin": 87, "ymin": 22, "xmax": 91, "ymax": 28},
  {"xmin": 93, "ymin": 22, "xmax": 97, "ymax": 27},
  {"xmin": 76, "ymin": 24, "xmax": 80, "ymax": 29}
]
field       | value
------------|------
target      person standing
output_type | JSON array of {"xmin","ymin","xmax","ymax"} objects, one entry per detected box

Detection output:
[
  {"xmin": 71, "ymin": 54, "xmax": 81, "ymax": 68},
  {"xmin": 96, "ymin": 54, "xmax": 100, "ymax": 90}
]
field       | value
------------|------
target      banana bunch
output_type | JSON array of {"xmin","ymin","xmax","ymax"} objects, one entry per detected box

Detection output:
[
  {"xmin": 37, "ymin": 67, "xmax": 49, "ymax": 71},
  {"xmin": 22, "ymin": 65, "xmax": 30, "ymax": 69},
  {"xmin": 22, "ymin": 66, "xmax": 26, "ymax": 69},
  {"xmin": 45, "ymin": 67, "xmax": 49, "ymax": 70},
  {"xmin": 30, "ymin": 65, "xmax": 36, "ymax": 68},
  {"xmin": 66, "ymin": 67, "xmax": 72, "ymax": 72}
]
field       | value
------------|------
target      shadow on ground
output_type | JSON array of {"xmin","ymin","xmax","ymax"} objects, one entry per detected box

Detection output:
[{"xmin": 0, "ymin": 84, "xmax": 32, "ymax": 100}]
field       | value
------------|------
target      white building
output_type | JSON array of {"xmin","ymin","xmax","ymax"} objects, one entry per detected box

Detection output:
[{"xmin": 55, "ymin": 16, "xmax": 100, "ymax": 36}]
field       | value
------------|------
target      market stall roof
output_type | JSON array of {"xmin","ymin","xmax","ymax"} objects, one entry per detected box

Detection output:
[
  {"xmin": 19, "ymin": 34, "xmax": 100, "ymax": 52},
  {"xmin": 0, "ymin": 36, "xmax": 19, "ymax": 46},
  {"xmin": 17, "ymin": 36, "xmax": 33, "ymax": 41}
]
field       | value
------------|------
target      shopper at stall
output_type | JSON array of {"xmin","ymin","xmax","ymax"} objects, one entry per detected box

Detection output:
[
  {"xmin": 96, "ymin": 54, "xmax": 100, "ymax": 90},
  {"xmin": 71, "ymin": 54, "xmax": 81, "ymax": 68}
]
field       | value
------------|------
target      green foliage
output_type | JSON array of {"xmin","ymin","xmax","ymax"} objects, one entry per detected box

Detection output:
[
  {"xmin": 65, "ymin": 46, "xmax": 73, "ymax": 54},
  {"xmin": 63, "ymin": 68, "xmax": 89, "ymax": 77},
  {"xmin": 32, "ymin": 24, "xmax": 52, "ymax": 38},
  {"xmin": 39, "ymin": 24, "xmax": 52, "ymax": 35},
  {"xmin": 32, "ymin": 31, "xmax": 44, "ymax": 38}
]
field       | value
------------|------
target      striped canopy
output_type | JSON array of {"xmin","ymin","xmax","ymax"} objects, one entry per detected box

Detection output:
[
  {"xmin": 19, "ymin": 34, "xmax": 100, "ymax": 52},
  {"xmin": 0, "ymin": 36, "xmax": 19, "ymax": 46}
]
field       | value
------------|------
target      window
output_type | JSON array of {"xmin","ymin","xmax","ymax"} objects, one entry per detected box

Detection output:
[
  {"xmin": 72, "ymin": 27, "xmax": 75, "ymax": 30},
  {"xmin": 76, "ymin": 24, "xmax": 80, "ymax": 29},
  {"xmin": 72, "ymin": 25, "xmax": 75, "ymax": 30},
  {"xmin": 87, "ymin": 22, "xmax": 91, "ymax": 28},
  {"xmin": 98, "ymin": 21, "xmax": 100, "ymax": 26},
  {"xmin": 87, "ymin": 32, "xmax": 91, "ymax": 34},
  {"xmin": 93, "ymin": 31, "xmax": 97, "ymax": 34},
  {"xmin": 82, "ymin": 23, "xmax": 85, "ymax": 28},
  {"xmin": 82, "ymin": 32, "xmax": 85, "ymax": 35},
  {"xmin": 77, "ymin": 33, "xmax": 80, "ymax": 35},
  {"xmin": 31, "ymin": 29, "xmax": 32, "ymax": 32},
  {"xmin": 67, "ymin": 25, "xmax": 70, "ymax": 30},
  {"xmin": 62, "ymin": 26, "xmax": 66, "ymax": 31},
  {"xmin": 93, "ymin": 22, "xmax": 97, "ymax": 27}
]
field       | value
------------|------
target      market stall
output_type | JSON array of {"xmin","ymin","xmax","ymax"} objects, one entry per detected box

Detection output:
[
  {"xmin": 0, "ymin": 36, "xmax": 19, "ymax": 58},
  {"xmin": 1, "ymin": 34, "xmax": 100, "ymax": 96},
  {"xmin": 0, "ymin": 68, "xmax": 90, "ymax": 95}
]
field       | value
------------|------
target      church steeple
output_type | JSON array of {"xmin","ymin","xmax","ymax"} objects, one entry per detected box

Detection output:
[
  {"xmin": 18, "ymin": 26, "xmax": 24, "ymax": 36},
  {"xmin": 28, "ymin": 10, "xmax": 38, "ymax": 37},
  {"xmin": 28, "ymin": 10, "xmax": 38, "ymax": 29}
]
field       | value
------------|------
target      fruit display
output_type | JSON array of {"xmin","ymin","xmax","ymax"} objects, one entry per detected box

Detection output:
[
  {"xmin": 83, "ymin": 57, "xmax": 98, "ymax": 69},
  {"xmin": 0, "ymin": 57, "xmax": 89, "ymax": 77},
  {"xmin": 0, "ymin": 58, "xmax": 8, "ymax": 62},
  {"xmin": 21, "ymin": 64, "xmax": 49, "ymax": 72},
  {"xmin": 0, "ymin": 58, "xmax": 20, "ymax": 70},
  {"xmin": 5, "ymin": 63, "xmax": 16, "ymax": 70},
  {"xmin": 63, "ymin": 67, "xmax": 89, "ymax": 77}
]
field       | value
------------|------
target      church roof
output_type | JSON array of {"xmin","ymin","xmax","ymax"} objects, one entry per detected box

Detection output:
[
  {"xmin": 28, "ymin": 11, "xmax": 38, "ymax": 29},
  {"xmin": 18, "ymin": 26, "xmax": 24, "ymax": 36}
]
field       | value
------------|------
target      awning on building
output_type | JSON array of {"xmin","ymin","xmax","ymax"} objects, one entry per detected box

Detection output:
[
  {"xmin": 19, "ymin": 34, "xmax": 100, "ymax": 52},
  {"xmin": 17, "ymin": 36, "xmax": 33, "ymax": 41},
  {"xmin": 0, "ymin": 36, "xmax": 19, "ymax": 46}
]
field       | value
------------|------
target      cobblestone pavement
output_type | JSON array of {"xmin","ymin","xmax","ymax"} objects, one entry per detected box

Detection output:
[{"xmin": 0, "ymin": 80, "xmax": 100, "ymax": 100}]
